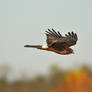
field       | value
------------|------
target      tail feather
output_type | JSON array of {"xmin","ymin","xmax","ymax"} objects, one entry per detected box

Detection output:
[{"xmin": 24, "ymin": 45, "xmax": 42, "ymax": 49}]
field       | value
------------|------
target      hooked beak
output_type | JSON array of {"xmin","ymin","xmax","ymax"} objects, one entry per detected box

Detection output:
[{"xmin": 72, "ymin": 51, "xmax": 75, "ymax": 54}]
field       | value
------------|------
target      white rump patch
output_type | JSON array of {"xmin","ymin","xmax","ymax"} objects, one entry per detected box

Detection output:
[{"xmin": 42, "ymin": 45, "xmax": 48, "ymax": 48}]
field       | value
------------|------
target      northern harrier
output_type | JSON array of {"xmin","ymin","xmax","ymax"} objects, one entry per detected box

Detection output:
[{"xmin": 24, "ymin": 28, "xmax": 78, "ymax": 55}]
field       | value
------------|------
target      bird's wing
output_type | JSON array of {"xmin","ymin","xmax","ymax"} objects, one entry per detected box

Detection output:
[
  {"xmin": 45, "ymin": 29, "xmax": 78, "ymax": 50},
  {"xmin": 64, "ymin": 31, "xmax": 78, "ymax": 47},
  {"xmin": 45, "ymin": 28, "xmax": 63, "ymax": 46}
]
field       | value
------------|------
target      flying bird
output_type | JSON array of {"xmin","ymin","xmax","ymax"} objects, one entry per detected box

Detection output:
[{"xmin": 24, "ymin": 28, "xmax": 78, "ymax": 55}]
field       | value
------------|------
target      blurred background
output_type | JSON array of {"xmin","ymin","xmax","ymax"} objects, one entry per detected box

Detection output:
[{"xmin": 0, "ymin": 0, "xmax": 92, "ymax": 92}]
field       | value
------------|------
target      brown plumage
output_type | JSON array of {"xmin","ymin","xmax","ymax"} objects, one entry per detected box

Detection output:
[{"xmin": 24, "ymin": 28, "xmax": 78, "ymax": 55}]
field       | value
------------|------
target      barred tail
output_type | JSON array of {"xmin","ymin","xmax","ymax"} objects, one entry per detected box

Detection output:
[{"xmin": 24, "ymin": 45, "xmax": 42, "ymax": 49}]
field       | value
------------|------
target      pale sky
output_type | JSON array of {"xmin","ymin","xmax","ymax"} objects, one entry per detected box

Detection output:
[{"xmin": 0, "ymin": 0, "xmax": 92, "ymax": 78}]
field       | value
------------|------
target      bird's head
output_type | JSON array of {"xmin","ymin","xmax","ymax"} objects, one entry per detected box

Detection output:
[
  {"xmin": 60, "ymin": 48, "xmax": 74, "ymax": 55},
  {"xmin": 67, "ymin": 48, "xmax": 74, "ymax": 54}
]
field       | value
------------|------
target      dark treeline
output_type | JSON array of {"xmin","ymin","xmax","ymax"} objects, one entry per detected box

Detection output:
[{"xmin": 0, "ymin": 64, "xmax": 92, "ymax": 92}]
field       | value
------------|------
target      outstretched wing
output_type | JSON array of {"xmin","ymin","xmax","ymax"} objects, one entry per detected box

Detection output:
[
  {"xmin": 64, "ymin": 31, "xmax": 78, "ymax": 47},
  {"xmin": 45, "ymin": 29, "xmax": 78, "ymax": 50},
  {"xmin": 45, "ymin": 28, "xmax": 63, "ymax": 46}
]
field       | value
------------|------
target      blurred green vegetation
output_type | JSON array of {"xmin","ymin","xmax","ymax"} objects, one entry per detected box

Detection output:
[{"xmin": 0, "ymin": 64, "xmax": 92, "ymax": 92}]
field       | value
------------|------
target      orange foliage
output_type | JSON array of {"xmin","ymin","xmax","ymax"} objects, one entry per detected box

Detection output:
[{"xmin": 51, "ymin": 70, "xmax": 91, "ymax": 92}]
